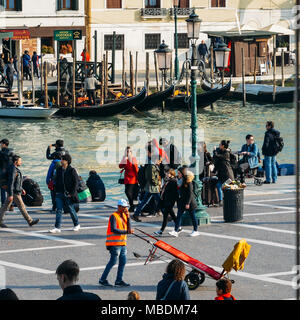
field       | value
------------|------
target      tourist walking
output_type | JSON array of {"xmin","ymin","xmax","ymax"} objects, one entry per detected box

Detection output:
[
  {"xmin": 5, "ymin": 58, "xmax": 16, "ymax": 94},
  {"xmin": 262, "ymin": 121, "xmax": 282, "ymax": 184},
  {"xmin": 156, "ymin": 259, "xmax": 190, "ymax": 300},
  {"xmin": 49, "ymin": 154, "xmax": 80, "ymax": 233},
  {"xmin": 0, "ymin": 155, "xmax": 39, "ymax": 228},
  {"xmin": 22, "ymin": 51, "xmax": 31, "ymax": 80},
  {"xmin": 198, "ymin": 40, "xmax": 208, "ymax": 62},
  {"xmin": 119, "ymin": 147, "xmax": 139, "ymax": 212},
  {"xmin": 99, "ymin": 199, "xmax": 133, "ymax": 287},
  {"xmin": 169, "ymin": 169, "xmax": 200, "ymax": 237},
  {"xmin": 214, "ymin": 278, "xmax": 236, "ymax": 300},
  {"xmin": 0, "ymin": 139, "xmax": 14, "ymax": 206},
  {"xmin": 31, "ymin": 51, "xmax": 40, "ymax": 78},
  {"xmin": 56, "ymin": 260, "xmax": 101, "ymax": 300},
  {"xmin": 86, "ymin": 171, "xmax": 106, "ymax": 202},
  {"xmin": 213, "ymin": 140, "xmax": 235, "ymax": 205},
  {"xmin": 154, "ymin": 168, "xmax": 178, "ymax": 236}
]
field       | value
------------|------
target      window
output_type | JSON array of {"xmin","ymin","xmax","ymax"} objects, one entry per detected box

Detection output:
[
  {"xmin": 104, "ymin": 34, "xmax": 124, "ymax": 50},
  {"xmin": 179, "ymin": 0, "xmax": 189, "ymax": 8},
  {"xmin": 3, "ymin": 0, "xmax": 22, "ymax": 11},
  {"xmin": 211, "ymin": 0, "xmax": 226, "ymax": 7},
  {"xmin": 57, "ymin": 0, "xmax": 78, "ymax": 10},
  {"xmin": 106, "ymin": 0, "xmax": 122, "ymax": 8},
  {"xmin": 175, "ymin": 33, "xmax": 189, "ymax": 49},
  {"xmin": 145, "ymin": 33, "xmax": 161, "ymax": 50},
  {"xmin": 145, "ymin": 0, "xmax": 160, "ymax": 8}
]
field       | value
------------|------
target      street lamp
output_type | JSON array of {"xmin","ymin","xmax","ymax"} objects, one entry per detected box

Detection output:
[
  {"xmin": 214, "ymin": 40, "xmax": 231, "ymax": 86},
  {"xmin": 182, "ymin": 10, "xmax": 210, "ymax": 227},
  {"xmin": 173, "ymin": 0, "xmax": 180, "ymax": 80}
]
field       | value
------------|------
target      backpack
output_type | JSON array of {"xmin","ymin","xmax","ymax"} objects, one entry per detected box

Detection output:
[
  {"xmin": 22, "ymin": 178, "xmax": 44, "ymax": 206},
  {"xmin": 273, "ymin": 134, "xmax": 284, "ymax": 154},
  {"xmin": 229, "ymin": 152, "xmax": 238, "ymax": 169},
  {"xmin": 137, "ymin": 165, "xmax": 146, "ymax": 189}
]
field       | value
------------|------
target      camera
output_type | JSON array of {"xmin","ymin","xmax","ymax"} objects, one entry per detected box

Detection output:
[{"xmin": 52, "ymin": 144, "xmax": 56, "ymax": 147}]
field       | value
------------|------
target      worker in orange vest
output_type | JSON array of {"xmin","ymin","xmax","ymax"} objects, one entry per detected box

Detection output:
[{"xmin": 99, "ymin": 199, "xmax": 134, "ymax": 287}]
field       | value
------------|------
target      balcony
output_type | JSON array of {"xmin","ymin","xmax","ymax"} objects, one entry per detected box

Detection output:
[
  {"xmin": 140, "ymin": 8, "xmax": 168, "ymax": 19},
  {"xmin": 169, "ymin": 7, "xmax": 194, "ymax": 17}
]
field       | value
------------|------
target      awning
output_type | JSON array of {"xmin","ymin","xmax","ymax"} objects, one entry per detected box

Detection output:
[
  {"xmin": 202, "ymin": 30, "xmax": 278, "ymax": 39},
  {"xmin": 260, "ymin": 23, "xmax": 294, "ymax": 36},
  {"xmin": 0, "ymin": 29, "xmax": 30, "ymax": 40}
]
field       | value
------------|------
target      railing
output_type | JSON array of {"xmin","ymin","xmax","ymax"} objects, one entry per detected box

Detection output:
[
  {"xmin": 169, "ymin": 7, "xmax": 194, "ymax": 16},
  {"xmin": 140, "ymin": 8, "xmax": 168, "ymax": 17}
]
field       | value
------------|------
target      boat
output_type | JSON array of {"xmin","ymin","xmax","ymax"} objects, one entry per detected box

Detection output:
[
  {"xmin": 165, "ymin": 80, "xmax": 231, "ymax": 110},
  {"xmin": 130, "ymin": 85, "xmax": 175, "ymax": 113},
  {"xmin": 0, "ymin": 105, "xmax": 58, "ymax": 119},
  {"xmin": 55, "ymin": 87, "xmax": 147, "ymax": 117}
]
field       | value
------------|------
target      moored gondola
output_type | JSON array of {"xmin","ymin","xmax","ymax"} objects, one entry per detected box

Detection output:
[
  {"xmin": 55, "ymin": 87, "xmax": 146, "ymax": 117},
  {"xmin": 165, "ymin": 79, "xmax": 231, "ymax": 111}
]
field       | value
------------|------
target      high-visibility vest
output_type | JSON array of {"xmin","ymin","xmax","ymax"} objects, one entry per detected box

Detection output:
[{"xmin": 106, "ymin": 212, "xmax": 128, "ymax": 247}]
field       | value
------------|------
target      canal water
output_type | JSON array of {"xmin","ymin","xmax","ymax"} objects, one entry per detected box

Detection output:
[{"xmin": 0, "ymin": 100, "xmax": 295, "ymax": 206}]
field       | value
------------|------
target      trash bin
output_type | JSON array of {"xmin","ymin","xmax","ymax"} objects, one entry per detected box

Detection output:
[{"xmin": 223, "ymin": 189, "xmax": 244, "ymax": 222}]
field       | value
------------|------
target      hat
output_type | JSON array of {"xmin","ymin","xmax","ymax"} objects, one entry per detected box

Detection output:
[{"xmin": 118, "ymin": 199, "xmax": 129, "ymax": 207}]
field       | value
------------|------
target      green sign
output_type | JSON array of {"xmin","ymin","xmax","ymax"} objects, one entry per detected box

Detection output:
[{"xmin": 54, "ymin": 30, "xmax": 82, "ymax": 41}]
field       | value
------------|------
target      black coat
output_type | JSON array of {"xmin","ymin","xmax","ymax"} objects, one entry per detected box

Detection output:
[
  {"xmin": 57, "ymin": 285, "xmax": 101, "ymax": 301},
  {"xmin": 7, "ymin": 165, "xmax": 23, "ymax": 197},
  {"xmin": 86, "ymin": 174, "xmax": 106, "ymax": 202},
  {"xmin": 54, "ymin": 165, "xmax": 79, "ymax": 203},
  {"xmin": 46, "ymin": 146, "xmax": 68, "ymax": 160},
  {"xmin": 262, "ymin": 128, "xmax": 280, "ymax": 157},
  {"xmin": 160, "ymin": 178, "xmax": 178, "ymax": 208},
  {"xmin": 213, "ymin": 148, "xmax": 234, "ymax": 184},
  {"xmin": 178, "ymin": 182, "xmax": 197, "ymax": 212}
]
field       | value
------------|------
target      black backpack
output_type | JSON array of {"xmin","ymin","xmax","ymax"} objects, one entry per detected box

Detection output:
[
  {"xmin": 274, "ymin": 135, "xmax": 284, "ymax": 154},
  {"xmin": 138, "ymin": 165, "xmax": 146, "ymax": 189},
  {"xmin": 230, "ymin": 152, "xmax": 238, "ymax": 169},
  {"xmin": 22, "ymin": 178, "xmax": 44, "ymax": 206},
  {"xmin": 0, "ymin": 149, "xmax": 14, "ymax": 187}
]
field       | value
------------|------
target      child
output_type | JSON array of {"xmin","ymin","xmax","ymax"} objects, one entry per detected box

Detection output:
[
  {"xmin": 214, "ymin": 278, "xmax": 236, "ymax": 300},
  {"xmin": 127, "ymin": 291, "xmax": 140, "ymax": 300}
]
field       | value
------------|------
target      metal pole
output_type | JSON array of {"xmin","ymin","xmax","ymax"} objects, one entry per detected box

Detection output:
[
  {"xmin": 135, "ymin": 51, "xmax": 138, "ymax": 95},
  {"xmin": 57, "ymin": 60, "xmax": 60, "ymax": 107},
  {"xmin": 111, "ymin": 31, "xmax": 116, "ymax": 84},
  {"xmin": 174, "ymin": 5, "xmax": 179, "ymax": 80},
  {"xmin": 182, "ymin": 41, "xmax": 210, "ymax": 227},
  {"xmin": 44, "ymin": 61, "xmax": 48, "ymax": 109},
  {"xmin": 72, "ymin": 40, "xmax": 76, "ymax": 113},
  {"xmin": 31, "ymin": 61, "xmax": 35, "ymax": 105},
  {"xmin": 273, "ymin": 35, "xmax": 277, "ymax": 103},
  {"xmin": 94, "ymin": 30, "xmax": 97, "ymax": 76},
  {"xmin": 40, "ymin": 54, "xmax": 43, "ymax": 96}
]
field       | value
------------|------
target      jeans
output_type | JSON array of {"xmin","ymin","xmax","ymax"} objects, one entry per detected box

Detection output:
[
  {"xmin": 161, "ymin": 206, "xmax": 177, "ymax": 232},
  {"xmin": 216, "ymin": 181, "xmax": 223, "ymax": 201},
  {"xmin": 0, "ymin": 187, "xmax": 6, "ymax": 206},
  {"xmin": 100, "ymin": 246, "xmax": 127, "ymax": 283},
  {"xmin": 175, "ymin": 208, "xmax": 198, "ymax": 232},
  {"xmin": 50, "ymin": 190, "xmax": 56, "ymax": 211},
  {"xmin": 55, "ymin": 193, "xmax": 79, "ymax": 229},
  {"xmin": 264, "ymin": 156, "xmax": 277, "ymax": 183},
  {"xmin": 134, "ymin": 192, "xmax": 160, "ymax": 216}
]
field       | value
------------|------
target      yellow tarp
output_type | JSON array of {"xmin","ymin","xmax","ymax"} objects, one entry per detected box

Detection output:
[{"xmin": 222, "ymin": 239, "xmax": 251, "ymax": 273}]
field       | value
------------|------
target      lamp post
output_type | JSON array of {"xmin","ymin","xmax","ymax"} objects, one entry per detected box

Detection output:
[
  {"xmin": 214, "ymin": 40, "xmax": 231, "ymax": 86},
  {"xmin": 173, "ymin": 0, "xmax": 180, "ymax": 80},
  {"xmin": 155, "ymin": 41, "xmax": 172, "ymax": 112},
  {"xmin": 182, "ymin": 10, "xmax": 210, "ymax": 226}
]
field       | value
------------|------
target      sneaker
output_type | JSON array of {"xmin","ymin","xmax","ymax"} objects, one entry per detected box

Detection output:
[
  {"xmin": 73, "ymin": 225, "xmax": 80, "ymax": 232},
  {"xmin": 263, "ymin": 181, "xmax": 271, "ymax": 184},
  {"xmin": 0, "ymin": 222, "xmax": 8, "ymax": 228},
  {"xmin": 99, "ymin": 279, "xmax": 113, "ymax": 287},
  {"xmin": 115, "ymin": 280, "xmax": 130, "ymax": 287},
  {"xmin": 154, "ymin": 230, "xmax": 163, "ymax": 236},
  {"xmin": 190, "ymin": 231, "xmax": 200, "ymax": 237},
  {"xmin": 131, "ymin": 215, "xmax": 142, "ymax": 222},
  {"xmin": 29, "ymin": 218, "xmax": 39, "ymax": 227},
  {"xmin": 49, "ymin": 228, "xmax": 61, "ymax": 234},
  {"xmin": 169, "ymin": 230, "xmax": 179, "ymax": 237},
  {"xmin": 178, "ymin": 227, "xmax": 183, "ymax": 234}
]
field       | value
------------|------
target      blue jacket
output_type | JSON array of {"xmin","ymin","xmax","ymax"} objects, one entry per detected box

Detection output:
[
  {"xmin": 156, "ymin": 273, "xmax": 190, "ymax": 300},
  {"xmin": 46, "ymin": 159, "xmax": 60, "ymax": 185},
  {"xmin": 22, "ymin": 54, "xmax": 31, "ymax": 67},
  {"xmin": 240, "ymin": 143, "xmax": 259, "ymax": 169}
]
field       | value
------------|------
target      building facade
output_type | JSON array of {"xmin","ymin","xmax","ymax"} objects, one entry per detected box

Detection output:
[
  {"xmin": 89, "ymin": 0, "xmax": 295, "ymax": 71},
  {"xmin": 0, "ymin": 0, "xmax": 86, "ymax": 62}
]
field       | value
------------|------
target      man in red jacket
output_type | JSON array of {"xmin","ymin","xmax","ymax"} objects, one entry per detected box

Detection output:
[{"xmin": 119, "ymin": 147, "xmax": 139, "ymax": 212}]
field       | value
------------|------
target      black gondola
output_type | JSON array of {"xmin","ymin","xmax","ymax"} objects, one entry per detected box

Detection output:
[
  {"xmin": 55, "ymin": 87, "xmax": 146, "ymax": 117},
  {"xmin": 165, "ymin": 80, "xmax": 231, "ymax": 110},
  {"xmin": 130, "ymin": 85, "xmax": 175, "ymax": 113}
]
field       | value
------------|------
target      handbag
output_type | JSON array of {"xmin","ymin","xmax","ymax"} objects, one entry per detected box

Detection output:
[{"xmin": 118, "ymin": 170, "xmax": 125, "ymax": 185}]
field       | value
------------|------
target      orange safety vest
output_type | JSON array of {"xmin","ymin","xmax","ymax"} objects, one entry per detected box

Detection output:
[{"xmin": 106, "ymin": 212, "xmax": 128, "ymax": 247}]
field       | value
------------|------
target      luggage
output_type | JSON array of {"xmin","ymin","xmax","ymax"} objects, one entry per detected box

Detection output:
[{"xmin": 201, "ymin": 176, "xmax": 219, "ymax": 207}]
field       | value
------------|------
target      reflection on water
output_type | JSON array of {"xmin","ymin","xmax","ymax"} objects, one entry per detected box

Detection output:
[{"xmin": 0, "ymin": 100, "xmax": 295, "ymax": 206}]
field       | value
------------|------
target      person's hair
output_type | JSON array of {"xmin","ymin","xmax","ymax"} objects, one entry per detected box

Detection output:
[
  {"xmin": 0, "ymin": 138, "xmax": 9, "ymax": 146},
  {"xmin": 0, "ymin": 288, "xmax": 19, "ymax": 301},
  {"xmin": 12, "ymin": 155, "xmax": 21, "ymax": 164},
  {"xmin": 266, "ymin": 121, "xmax": 274, "ymax": 129},
  {"xmin": 89, "ymin": 170, "xmax": 97, "ymax": 176},
  {"xmin": 56, "ymin": 260, "xmax": 79, "ymax": 283},
  {"xmin": 166, "ymin": 259, "xmax": 186, "ymax": 281},
  {"xmin": 127, "ymin": 291, "xmax": 140, "ymax": 300},
  {"xmin": 246, "ymin": 134, "xmax": 253, "ymax": 140},
  {"xmin": 220, "ymin": 140, "xmax": 230, "ymax": 149},
  {"xmin": 216, "ymin": 278, "xmax": 232, "ymax": 295},
  {"xmin": 61, "ymin": 154, "xmax": 72, "ymax": 165},
  {"xmin": 203, "ymin": 142, "xmax": 208, "ymax": 153},
  {"xmin": 166, "ymin": 168, "xmax": 176, "ymax": 178},
  {"xmin": 56, "ymin": 139, "xmax": 64, "ymax": 148},
  {"xmin": 33, "ymin": 51, "xmax": 37, "ymax": 55}
]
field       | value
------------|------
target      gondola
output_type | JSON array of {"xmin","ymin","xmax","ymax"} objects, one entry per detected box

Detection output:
[
  {"xmin": 165, "ymin": 79, "xmax": 231, "ymax": 110},
  {"xmin": 130, "ymin": 85, "xmax": 175, "ymax": 113},
  {"xmin": 55, "ymin": 87, "xmax": 146, "ymax": 117}
]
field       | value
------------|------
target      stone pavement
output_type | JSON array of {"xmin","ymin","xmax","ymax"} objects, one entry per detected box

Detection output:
[{"xmin": 0, "ymin": 175, "xmax": 297, "ymax": 300}]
